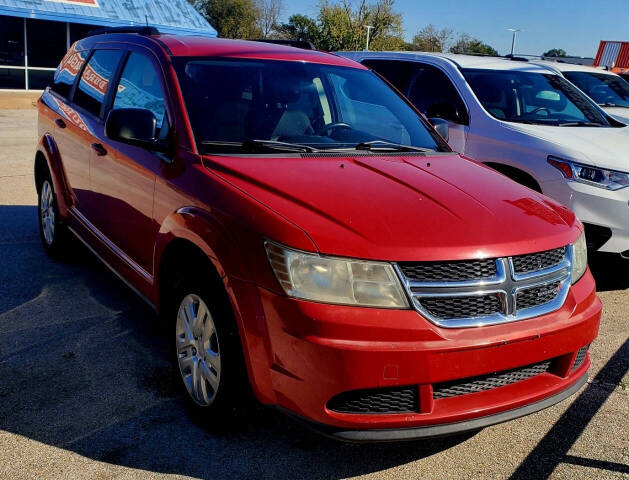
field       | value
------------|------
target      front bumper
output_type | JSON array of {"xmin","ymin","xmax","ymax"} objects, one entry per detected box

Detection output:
[
  {"xmin": 284, "ymin": 371, "xmax": 588, "ymax": 442},
  {"xmin": 255, "ymin": 269, "xmax": 601, "ymax": 437},
  {"xmin": 543, "ymin": 178, "xmax": 629, "ymax": 254}
]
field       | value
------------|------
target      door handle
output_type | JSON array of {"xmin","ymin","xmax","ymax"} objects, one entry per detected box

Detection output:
[
  {"xmin": 91, "ymin": 143, "xmax": 108, "ymax": 156},
  {"xmin": 55, "ymin": 118, "xmax": 66, "ymax": 128}
]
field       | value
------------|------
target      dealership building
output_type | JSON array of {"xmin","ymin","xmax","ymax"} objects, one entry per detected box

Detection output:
[{"xmin": 0, "ymin": 0, "xmax": 216, "ymax": 90}]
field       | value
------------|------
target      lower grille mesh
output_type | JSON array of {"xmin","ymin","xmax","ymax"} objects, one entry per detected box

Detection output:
[
  {"xmin": 433, "ymin": 361, "xmax": 552, "ymax": 399},
  {"xmin": 327, "ymin": 386, "xmax": 418, "ymax": 414},
  {"xmin": 572, "ymin": 345, "xmax": 589, "ymax": 371}
]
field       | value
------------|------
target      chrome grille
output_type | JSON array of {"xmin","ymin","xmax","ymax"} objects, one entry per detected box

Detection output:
[
  {"xmin": 398, "ymin": 259, "xmax": 496, "ymax": 282},
  {"xmin": 433, "ymin": 361, "xmax": 552, "ymax": 399},
  {"xmin": 516, "ymin": 281, "xmax": 561, "ymax": 310},
  {"xmin": 420, "ymin": 294, "xmax": 501, "ymax": 319},
  {"xmin": 327, "ymin": 386, "xmax": 418, "ymax": 414},
  {"xmin": 512, "ymin": 247, "xmax": 567, "ymax": 275},
  {"xmin": 396, "ymin": 246, "xmax": 573, "ymax": 328}
]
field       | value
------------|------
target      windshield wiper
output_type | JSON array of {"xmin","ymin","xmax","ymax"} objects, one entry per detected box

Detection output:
[
  {"xmin": 558, "ymin": 121, "xmax": 605, "ymax": 127},
  {"xmin": 200, "ymin": 139, "xmax": 320, "ymax": 153},
  {"xmin": 353, "ymin": 140, "xmax": 430, "ymax": 153}
]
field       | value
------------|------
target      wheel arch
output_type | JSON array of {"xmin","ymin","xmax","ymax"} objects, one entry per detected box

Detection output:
[
  {"xmin": 484, "ymin": 162, "xmax": 543, "ymax": 193},
  {"xmin": 35, "ymin": 134, "xmax": 71, "ymax": 218},
  {"xmin": 154, "ymin": 213, "xmax": 275, "ymax": 404}
]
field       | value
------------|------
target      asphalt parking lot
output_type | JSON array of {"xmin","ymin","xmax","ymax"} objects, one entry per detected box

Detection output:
[{"xmin": 0, "ymin": 105, "xmax": 627, "ymax": 480}]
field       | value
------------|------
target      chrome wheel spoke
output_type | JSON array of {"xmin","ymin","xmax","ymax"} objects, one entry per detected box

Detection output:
[
  {"xmin": 200, "ymin": 360, "xmax": 219, "ymax": 392},
  {"xmin": 175, "ymin": 294, "xmax": 221, "ymax": 407}
]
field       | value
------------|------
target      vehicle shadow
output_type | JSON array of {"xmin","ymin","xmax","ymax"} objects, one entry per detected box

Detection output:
[
  {"xmin": 0, "ymin": 204, "xmax": 473, "ymax": 479},
  {"xmin": 588, "ymin": 252, "xmax": 629, "ymax": 292}
]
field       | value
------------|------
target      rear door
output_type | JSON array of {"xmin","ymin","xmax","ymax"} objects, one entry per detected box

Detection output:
[
  {"xmin": 89, "ymin": 46, "xmax": 170, "ymax": 276},
  {"xmin": 363, "ymin": 59, "xmax": 470, "ymax": 153},
  {"xmin": 53, "ymin": 48, "xmax": 124, "ymax": 221}
]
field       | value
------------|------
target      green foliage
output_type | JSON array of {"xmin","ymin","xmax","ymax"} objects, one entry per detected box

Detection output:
[
  {"xmin": 410, "ymin": 24, "xmax": 453, "ymax": 52},
  {"xmin": 278, "ymin": 0, "xmax": 406, "ymax": 51},
  {"xmin": 192, "ymin": 0, "xmax": 263, "ymax": 39},
  {"xmin": 450, "ymin": 34, "xmax": 498, "ymax": 56},
  {"xmin": 543, "ymin": 48, "xmax": 567, "ymax": 57},
  {"xmin": 276, "ymin": 14, "xmax": 321, "ymax": 44}
]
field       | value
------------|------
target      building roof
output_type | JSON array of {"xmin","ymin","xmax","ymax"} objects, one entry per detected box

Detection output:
[{"xmin": 0, "ymin": 0, "xmax": 216, "ymax": 37}]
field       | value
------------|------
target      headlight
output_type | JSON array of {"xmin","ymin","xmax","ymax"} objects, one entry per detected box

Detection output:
[
  {"xmin": 571, "ymin": 231, "xmax": 587, "ymax": 284},
  {"xmin": 265, "ymin": 241, "xmax": 409, "ymax": 308},
  {"xmin": 548, "ymin": 156, "xmax": 629, "ymax": 190}
]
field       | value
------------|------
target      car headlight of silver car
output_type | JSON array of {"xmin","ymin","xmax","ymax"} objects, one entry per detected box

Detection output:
[
  {"xmin": 572, "ymin": 231, "xmax": 588, "ymax": 284},
  {"xmin": 549, "ymin": 156, "xmax": 629, "ymax": 191},
  {"xmin": 265, "ymin": 241, "xmax": 409, "ymax": 308}
]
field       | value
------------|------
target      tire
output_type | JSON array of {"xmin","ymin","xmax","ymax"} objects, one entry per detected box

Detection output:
[
  {"xmin": 168, "ymin": 270, "xmax": 250, "ymax": 426},
  {"xmin": 37, "ymin": 172, "xmax": 68, "ymax": 257}
]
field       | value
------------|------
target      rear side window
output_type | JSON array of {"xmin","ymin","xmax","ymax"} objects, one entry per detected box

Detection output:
[
  {"xmin": 407, "ymin": 64, "xmax": 469, "ymax": 125},
  {"xmin": 113, "ymin": 52, "xmax": 166, "ymax": 129},
  {"xmin": 51, "ymin": 46, "xmax": 87, "ymax": 98},
  {"xmin": 362, "ymin": 59, "xmax": 417, "ymax": 94},
  {"xmin": 73, "ymin": 49, "xmax": 123, "ymax": 117}
]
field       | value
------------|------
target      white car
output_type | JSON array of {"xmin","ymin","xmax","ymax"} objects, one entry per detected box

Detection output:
[
  {"xmin": 339, "ymin": 51, "xmax": 629, "ymax": 257},
  {"xmin": 532, "ymin": 60, "xmax": 629, "ymax": 124}
]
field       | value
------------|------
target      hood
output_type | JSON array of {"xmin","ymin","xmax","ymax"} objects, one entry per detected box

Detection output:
[
  {"xmin": 203, "ymin": 153, "xmax": 579, "ymax": 261},
  {"xmin": 603, "ymin": 106, "xmax": 629, "ymax": 125},
  {"xmin": 502, "ymin": 122, "xmax": 629, "ymax": 172}
]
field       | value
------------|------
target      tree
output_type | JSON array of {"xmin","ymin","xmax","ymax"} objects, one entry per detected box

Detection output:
[
  {"xmin": 450, "ymin": 34, "xmax": 498, "ymax": 56},
  {"xmin": 256, "ymin": 0, "xmax": 283, "ymax": 38},
  {"xmin": 278, "ymin": 0, "xmax": 405, "ymax": 51},
  {"xmin": 411, "ymin": 24, "xmax": 453, "ymax": 52},
  {"xmin": 192, "ymin": 0, "xmax": 262, "ymax": 39},
  {"xmin": 276, "ymin": 14, "xmax": 321, "ymax": 45},
  {"xmin": 543, "ymin": 48, "xmax": 567, "ymax": 57}
]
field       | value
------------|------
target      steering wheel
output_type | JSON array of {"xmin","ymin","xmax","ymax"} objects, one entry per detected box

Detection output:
[
  {"xmin": 529, "ymin": 107, "xmax": 551, "ymax": 116},
  {"xmin": 317, "ymin": 122, "xmax": 352, "ymax": 136}
]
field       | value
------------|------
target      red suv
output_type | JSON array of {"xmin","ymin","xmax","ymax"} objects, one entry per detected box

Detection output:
[{"xmin": 36, "ymin": 28, "xmax": 601, "ymax": 441}]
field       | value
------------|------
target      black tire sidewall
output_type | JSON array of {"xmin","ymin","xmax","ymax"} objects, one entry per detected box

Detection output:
[{"xmin": 169, "ymin": 280, "xmax": 249, "ymax": 424}]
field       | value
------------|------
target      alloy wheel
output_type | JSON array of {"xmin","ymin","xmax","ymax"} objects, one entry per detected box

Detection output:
[
  {"xmin": 40, "ymin": 180, "xmax": 55, "ymax": 245},
  {"xmin": 176, "ymin": 294, "xmax": 221, "ymax": 406}
]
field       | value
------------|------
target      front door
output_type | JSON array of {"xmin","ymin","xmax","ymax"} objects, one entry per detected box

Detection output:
[{"xmin": 89, "ymin": 47, "xmax": 169, "ymax": 276}]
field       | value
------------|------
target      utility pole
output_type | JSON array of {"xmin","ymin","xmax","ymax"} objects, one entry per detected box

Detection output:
[
  {"xmin": 364, "ymin": 25, "xmax": 374, "ymax": 51},
  {"xmin": 507, "ymin": 28, "xmax": 521, "ymax": 56}
]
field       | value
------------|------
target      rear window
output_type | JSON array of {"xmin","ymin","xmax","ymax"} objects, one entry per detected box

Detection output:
[
  {"xmin": 51, "ymin": 46, "xmax": 87, "ymax": 98},
  {"xmin": 73, "ymin": 49, "xmax": 123, "ymax": 117}
]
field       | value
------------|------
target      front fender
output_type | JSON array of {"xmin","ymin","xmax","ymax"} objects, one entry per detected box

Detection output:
[{"xmin": 154, "ymin": 206, "xmax": 279, "ymax": 404}]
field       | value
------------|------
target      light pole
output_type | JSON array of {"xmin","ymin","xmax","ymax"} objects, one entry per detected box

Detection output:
[
  {"xmin": 507, "ymin": 28, "xmax": 521, "ymax": 56},
  {"xmin": 364, "ymin": 25, "xmax": 374, "ymax": 51}
]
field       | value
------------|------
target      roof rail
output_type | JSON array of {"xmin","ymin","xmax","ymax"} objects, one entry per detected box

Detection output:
[
  {"xmin": 252, "ymin": 39, "xmax": 315, "ymax": 50},
  {"xmin": 87, "ymin": 26, "xmax": 160, "ymax": 37}
]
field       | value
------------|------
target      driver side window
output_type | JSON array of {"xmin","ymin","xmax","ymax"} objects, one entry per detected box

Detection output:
[{"xmin": 113, "ymin": 52, "xmax": 166, "ymax": 130}]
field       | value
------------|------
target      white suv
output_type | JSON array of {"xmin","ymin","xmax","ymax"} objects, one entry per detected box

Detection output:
[
  {"xmin": 533, "ymin": 60, "xmax": 629, "ymax": 124},
  {"xmin": 339, "ymin": 52, "xmax": 629, "ymax": 257}
]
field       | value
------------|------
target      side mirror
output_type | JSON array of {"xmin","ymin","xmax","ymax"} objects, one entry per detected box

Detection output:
[
  {"xmin": 429, "ymin": 117, "xmax": 449, "ymax": 142},
  {"xmin": 105, "ymin": 108, "xmax": 169, "ymax": 152}
]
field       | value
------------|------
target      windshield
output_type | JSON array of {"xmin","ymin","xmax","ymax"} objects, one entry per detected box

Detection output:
[
  {"xmin": 563, "ymin": 71, "xmax": 629, "ymax": 108},
  {"xmin": 174, "ymin": 58, "xmax": 447, "ymax": 153},
  {"xmin": 463, "ymin": 68, "xmax": 610, "ymax": 126}
]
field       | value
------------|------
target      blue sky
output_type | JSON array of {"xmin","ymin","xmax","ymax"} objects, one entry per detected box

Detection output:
[{"xmin": 281, "ymin": 0, "xmax": 629, "ymax": 57}]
